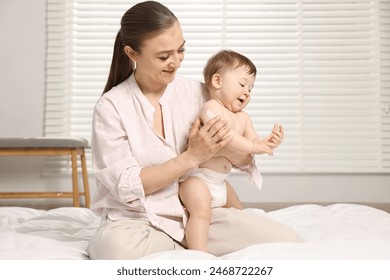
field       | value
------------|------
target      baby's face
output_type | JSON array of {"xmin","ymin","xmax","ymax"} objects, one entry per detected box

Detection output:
[{"xmin": 219, "ymin": 66, "xmax": 255, "ymax": 112}]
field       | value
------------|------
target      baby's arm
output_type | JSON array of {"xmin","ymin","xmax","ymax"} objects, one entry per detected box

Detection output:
[
  {"xmin": 200, "ymin": 100, "xmax": 275, "ymax": 155},
  {"xmin": 242, "ymin": 113, "xmax": 284, "ymax": 155},
  {"xmin": 240, "ymin": 108, "xmax": 284, "ymax": 152}
]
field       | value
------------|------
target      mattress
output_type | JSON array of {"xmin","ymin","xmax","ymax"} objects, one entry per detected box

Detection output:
[{"xmin": 1, "ymin": 203, "xmax": 389, "ymax": 260}]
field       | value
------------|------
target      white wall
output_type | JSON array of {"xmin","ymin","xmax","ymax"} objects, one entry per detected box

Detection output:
[
  {"xmin": 0, "ymin": 0, "xmax": 45, "ymax": 137},
  {"xmin": 0, "ymin": 0, "xmax": 91, "ymax": 208},
  {"xmin": 0, "ymin": 0, "xmax": 389, "ymax": 209}
]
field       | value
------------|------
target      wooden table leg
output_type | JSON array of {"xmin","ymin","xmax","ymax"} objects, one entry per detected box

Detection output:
[
  {"xmin": 80, "ymin": 151, "xmax": 90, "ymax": 208},
  {"xmin": 71, "ymin": 149, "xmax": 80, "ymax": 207}
]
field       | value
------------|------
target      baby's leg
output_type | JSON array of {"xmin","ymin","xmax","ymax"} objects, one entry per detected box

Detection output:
[
  {"xmin": 224, "ymin": 181, "xmax": 243, "ymax": 209},
  {"xmin": 179, "ymin": 176, "xmax": 212, "ymax": 252}
]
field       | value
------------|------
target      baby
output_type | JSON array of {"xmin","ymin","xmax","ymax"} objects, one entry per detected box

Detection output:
[{"xmin": 179, "ymin": 50, "xmax": 284, "ymax": 252}]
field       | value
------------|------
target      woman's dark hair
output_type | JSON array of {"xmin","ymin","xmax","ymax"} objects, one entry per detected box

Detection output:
[{"xmin": 103, "ymin": 1, "xmax": 178, "ymax": 94}]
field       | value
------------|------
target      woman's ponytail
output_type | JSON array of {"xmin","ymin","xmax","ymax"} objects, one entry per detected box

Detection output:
[{"xmin": 102, "ymin": 30, "xmax": 134, "ymax": 94}]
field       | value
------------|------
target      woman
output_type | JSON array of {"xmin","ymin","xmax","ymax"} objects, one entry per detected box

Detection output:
[{"xmin": 87, "ymin": 1, "xmax": 300, "ymax": 260}]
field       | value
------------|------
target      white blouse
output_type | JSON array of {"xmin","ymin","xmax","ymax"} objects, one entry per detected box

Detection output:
[{"xmin": 90, "ymin": 73, "xmax": 208, "ymax": 241}]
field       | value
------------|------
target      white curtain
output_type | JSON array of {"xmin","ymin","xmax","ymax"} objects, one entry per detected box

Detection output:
[{"xmin": 45, "ymin": 0, "xmax": 390, "ymax": 173}]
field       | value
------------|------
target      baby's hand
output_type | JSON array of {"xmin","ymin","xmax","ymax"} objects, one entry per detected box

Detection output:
[
  {"xmin": 270, "ymin": 124, "xmax": 284, "ymax": 147},
  {"xmin": 252, "ymin": 138, "xmax": 275, "ymax": 156}
]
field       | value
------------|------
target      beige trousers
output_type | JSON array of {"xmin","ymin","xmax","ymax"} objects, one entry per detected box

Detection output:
[{"xmin": 87, "ymin": 207, "xmax": 301, "ymax": 259}]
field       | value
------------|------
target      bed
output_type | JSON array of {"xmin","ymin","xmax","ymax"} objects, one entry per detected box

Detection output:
[{"xmin": 1, "ymin": 203, "xmax": 390, "ymax": 260}]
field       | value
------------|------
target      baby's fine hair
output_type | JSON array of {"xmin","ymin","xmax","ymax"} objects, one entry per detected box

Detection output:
[{"xmin": 203, "ymin": 50, "xmax": 257, "ymax": 89}]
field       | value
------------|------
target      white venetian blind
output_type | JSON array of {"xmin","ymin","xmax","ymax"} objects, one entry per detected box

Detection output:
[
  {"xmin": 45, "ymin": 0, "xmax": 390, "ymax": 173},
  {"xmin": 380, "ymin": 0, "xmax": 390, "ymax": 170}
]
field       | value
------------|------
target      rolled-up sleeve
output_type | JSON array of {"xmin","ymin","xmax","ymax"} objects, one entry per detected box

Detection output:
[{"xmin": 92, "ymin": 97, "xmax": 145, "ymax": 209}]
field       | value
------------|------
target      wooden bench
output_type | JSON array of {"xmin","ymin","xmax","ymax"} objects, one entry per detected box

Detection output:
[{"xmin": 0, "ymin": 137, "xmax": 90, "ymax": 208}]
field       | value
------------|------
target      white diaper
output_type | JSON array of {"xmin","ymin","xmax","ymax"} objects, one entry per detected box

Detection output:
[{"xmin": 189, "ymin": 168, "xmax": 229, "ymax": 208}]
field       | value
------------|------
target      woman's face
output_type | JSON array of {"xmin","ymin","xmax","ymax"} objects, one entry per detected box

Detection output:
[{"xmin": 133, "ymin": 21, "xmax": 185, "ymax": 90}]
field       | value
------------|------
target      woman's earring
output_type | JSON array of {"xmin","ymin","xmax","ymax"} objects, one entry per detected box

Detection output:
[{"xmin": 125, "ymin": 52, "xmax": 136, "ymax": 68}]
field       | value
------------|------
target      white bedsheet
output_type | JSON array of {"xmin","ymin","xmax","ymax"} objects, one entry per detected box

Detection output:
[
  {"xmin": 0, "ymin": 207, "xmax": 99, "ymax": 260},
  {"xmin": 0, "ymin": 204, "xmax": 389, "ymax": 260}
]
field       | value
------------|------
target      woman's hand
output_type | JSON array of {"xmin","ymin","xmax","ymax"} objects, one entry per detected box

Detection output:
[
  {"xmin": 140, "ymin": 116, "xmax": 231, "ymax": 195},
  {"xmin": 186, "ymin": 116, "xmax": 232, "ymax": 165}
]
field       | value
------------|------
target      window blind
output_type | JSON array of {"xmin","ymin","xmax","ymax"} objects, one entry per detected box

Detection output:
[
  {"xmin": 45, "ymin": 0, "xmax": 390, "ymax": 173},
  {"xmin": 380, "ymin": 0, "xmax": 390, "ymax": 171}
]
